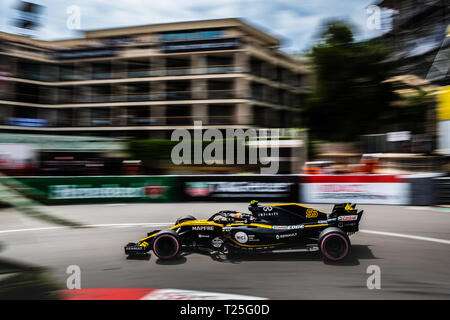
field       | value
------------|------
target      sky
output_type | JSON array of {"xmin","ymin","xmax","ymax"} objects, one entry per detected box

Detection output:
[{"xmin": 0, "ymin": 0, "xmax": 389, "ymax": 53}]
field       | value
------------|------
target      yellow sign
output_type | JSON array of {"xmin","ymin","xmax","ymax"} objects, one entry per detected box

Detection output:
[{"xmin": 438, "ymin": 86, "xmax": 450, "ymax": 121}]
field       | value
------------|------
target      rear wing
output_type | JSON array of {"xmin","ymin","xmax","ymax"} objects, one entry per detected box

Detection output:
[{"xmin": 329, "ymin": 203, "xmax": 364, "ymax": 232}]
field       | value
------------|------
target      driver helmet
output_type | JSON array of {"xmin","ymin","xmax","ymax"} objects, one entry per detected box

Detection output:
[{"xmin": 248, "ymin": 200, "xmax": 260, "ymax": 216}]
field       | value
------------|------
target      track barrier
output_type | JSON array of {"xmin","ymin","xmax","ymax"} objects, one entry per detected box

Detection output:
[{"xmin": 1, "ymin": 174, "xmax": 448, "ymax": 206}]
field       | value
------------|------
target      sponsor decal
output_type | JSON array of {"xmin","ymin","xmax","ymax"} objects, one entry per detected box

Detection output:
[
  {"xmin": 49, "ymin": 184, "xmax": 167, "ymax": 200},
  {"xmin": 318, "ymin": 220, "xmax": 328, "ymax": 224},
  {"xmin": 318, "ymin": 184, "xmax": 365, "ymax": 193},
  {"xmin": 185, "ymin": 181, "xmax": 293, "ymax": 198},
  {"xmin": 306, "ymin": 208, "xmax": 319, "ymax": 218},
  {"xmin": 213, "ymin": 182, "xmax": 291, "ymax": 193},
  {"xmin": 258, "ymin": 211, "xmax": 279, "ymax": 217},
  {"xmin": 338, "ymin": 215, "xmax": 358, "ymax": 221},
  {"xmin": 273, "ymin": 225, "xmax": 304, "ymax": 230},
  {"xmin": 247, "ymin": 234, "xmax": 260, "ymax": 242},
  {"xmin": 185, "ymin": 182, "xmax": 214, "ymax": 197},
  {"xmin": 211, "ymin": 237, "xmax": 224, "ymax": 248},
  {"xmin": 302, "ymin": 176, "xmax": 409, "ymax": 205},
  {"xmin": 197, "ymin": 234, "xmax": 210, "ymax": 239},
  {"xmin": 143, "ymin": 186, "xmax": 167, "ymax": 199},
  {"xmin": 345, "ymin": 203, "xmax": 354, "ymax": 211},
  {"xmin": 275, "ymin": 233, "xmax": 297, "ymax": 239},
  {"xmin": 234, "ymin": 231, "xmax": 248, "ymax": 244},
  {"xmin": 192, "ymin": 226, "xmax": 214, "ymax": 231}
]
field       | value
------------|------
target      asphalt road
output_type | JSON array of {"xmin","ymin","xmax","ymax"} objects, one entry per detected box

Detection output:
[{"xmin": 1, "ymin": 202, "xmax": 450, "ymax": 299}]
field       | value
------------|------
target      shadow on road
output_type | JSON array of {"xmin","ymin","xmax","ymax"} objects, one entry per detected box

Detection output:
[
  {"xmin": 324, "ymin": 245, "xmax": 379, "ymax": 266},
  {"xmin": 155, "ymin": 255, "xmax": 187, "ymax": 265},
  {"xmin": 151, "ymin": 244, "xmax": 378, "ymax": 266},
  {"xmin": 126, "ymin": 254, "xmax": 151, "ymax": 261},
  {"xmin": 215, "ymin": 245, "xmax": 378, "ymax": 266}
]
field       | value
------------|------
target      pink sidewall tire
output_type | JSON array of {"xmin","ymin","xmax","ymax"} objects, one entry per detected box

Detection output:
[
  {"xmin": 318, "ymin": 227, "xmax": 350, "ymax": 262},
  {"xmin": 152, "ymin": 231, "xmax": 181, "ymax": 260}
]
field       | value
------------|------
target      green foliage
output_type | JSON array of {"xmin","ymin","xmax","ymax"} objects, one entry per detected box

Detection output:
[
  {"xmin": 127, "ymin": 138, "xmax": 251, "ymax": 170},
  {"xmin": 307, "ymin": 136, "xmax": 328, "ymax": 160},
  {"xmin": 304, "ymin": 20, "xmax": 399, "ymax": 141},
  {"xmin": 128, "ymin": 139, "xmax": 179, "ymax": 162}
]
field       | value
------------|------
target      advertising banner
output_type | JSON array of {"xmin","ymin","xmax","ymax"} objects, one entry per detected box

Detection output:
[
  {"xmin": 301, "ymin": 175, "xmax": 410, "ymax": 205},
  {"xmin": 9, "ymin": 176, "xmax": 178, "ymax": 204},
  {"xmin": 180, "ymin": 175, "xmax": 299, "ymax": 202}
]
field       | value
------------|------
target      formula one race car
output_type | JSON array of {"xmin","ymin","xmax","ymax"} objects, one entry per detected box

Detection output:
[{"xmin": 124, "ymin": 201, "xmax": 364, "ymax": 262}]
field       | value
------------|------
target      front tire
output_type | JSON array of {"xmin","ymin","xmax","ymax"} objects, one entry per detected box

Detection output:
[
  {"xmin": 318, "ymin": 227, "xmax": 350, "ymax": 261},
  {"xmin": 152, "ymin": 230, "xmax": 181, "ymax": 260},
  {"xmin": 175, "ymin": 215, "xmax": 196, "ymax": 225}
]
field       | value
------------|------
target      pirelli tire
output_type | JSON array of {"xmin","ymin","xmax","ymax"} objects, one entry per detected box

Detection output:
[
  {"xmin": 175, "ymin": 215, "xmax": 197, "ymax": 225},
  {"xmin": 318, "ymin": 227, "xmax": 351, "ymax": 262},
  {"xmin": 152, "ymin": 230, "xmax": 181, "ymax": 260}
]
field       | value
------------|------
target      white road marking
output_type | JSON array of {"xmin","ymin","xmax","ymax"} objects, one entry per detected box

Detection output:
[
  {"xmin": 407, "ymin": 206, "xmax": 450, "ymax": 212},
  {"xmin": 407, "ymin": 206, "xmax": 429, "ymax": 210},
  {"xmin": 0, "ymin": 223, "xmax": 172, "ymax": 234},
  {"xmin": 84, "ymin": 223, "xmax": 172, "ymax": 228},
  {"xmin": 1, "ymin": 224, "xmax": 449, "ymax": 246},
  {"xmin": 0, "ymin": 226, "xmax": 66, "ymax": 234},
  {"xmin": 360, "ymin": 229, "xmax": 450, "ymax": 245}
]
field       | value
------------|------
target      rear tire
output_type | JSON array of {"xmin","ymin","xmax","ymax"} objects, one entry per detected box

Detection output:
[
  {"xmin": 318, "ymin": 227, "xmax": 350, "ymax": 261},
  {"xmin": 152, "ymin": 230, "xmax": 181, "ymax": 260},
  {"xmin": 175, "ymin": 215, "xmax": 196, "ymax": 225}
]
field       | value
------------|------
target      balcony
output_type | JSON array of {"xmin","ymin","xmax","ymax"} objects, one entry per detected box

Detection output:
[
  {"xmin": 9, "ymin": 65, "xmax": 244, "ymax": 82},
  {"xmin": 208, "ymin": 115, "xmax": 234, "ymax": 125},
  {"xmin": 1, "ymin": 87, "xmax": 241, "ymax": 105},
  {"xmin": 207, "ymin": 89, "xmax": 236, "ymax": 99}
]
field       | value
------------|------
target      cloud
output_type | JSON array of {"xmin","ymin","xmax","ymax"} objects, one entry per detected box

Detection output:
[{"xmin": 0, "ymin": 0, "xmax": 384, "ymax": 52}]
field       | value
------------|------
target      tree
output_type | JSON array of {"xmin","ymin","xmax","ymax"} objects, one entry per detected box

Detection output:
[{"xmin": 304, "ymin": 20, "xmax": 398, "ymax": 141}]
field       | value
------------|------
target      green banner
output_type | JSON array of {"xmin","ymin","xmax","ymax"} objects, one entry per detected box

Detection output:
[{"xmin": 5, "ymin": 176, "xmax": 178, "ymax": 204}]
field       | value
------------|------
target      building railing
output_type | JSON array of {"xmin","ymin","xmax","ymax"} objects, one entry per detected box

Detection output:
[
  {"xmin": 248, "ymin": 70, "xmax": 305, "ymax": 89},
  {"xmin": 0, "ymin": 89, "xmax": 241, "ymax": 104},
  {"xmin": 0, "ymin": 115, "xmax": 236, "ymax": 127},
  {"xmin": 9, "ymin": 65, "xmax": 245, "ymax": 82}
]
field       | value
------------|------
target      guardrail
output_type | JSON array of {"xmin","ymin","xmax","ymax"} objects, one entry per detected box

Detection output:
[
  {"xmin": 299, "ymin": 175, "xmax": 410, "ymax": 205},
  {"xmin": 1, "ymin": 174, "xmax": 448, "ymax": 206}
]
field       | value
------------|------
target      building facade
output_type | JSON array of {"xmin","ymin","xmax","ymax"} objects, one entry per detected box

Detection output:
[
  {"xmin": 0, "ymin": 18, "xmax": 310, "ymax": 139},
  {"xmin": 377, "ymin": 0, "xmax": 449, "ymax": 85}
]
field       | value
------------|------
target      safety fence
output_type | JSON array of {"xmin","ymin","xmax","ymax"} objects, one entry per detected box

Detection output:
[{"xmin": 0, "ymin": 174, "xmax": 447, "ymax": 206}]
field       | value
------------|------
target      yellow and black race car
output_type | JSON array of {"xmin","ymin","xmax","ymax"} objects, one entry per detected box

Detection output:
[{"xmin": 124, "ymin": 201, "xmax": 364, "ymax": 262}]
